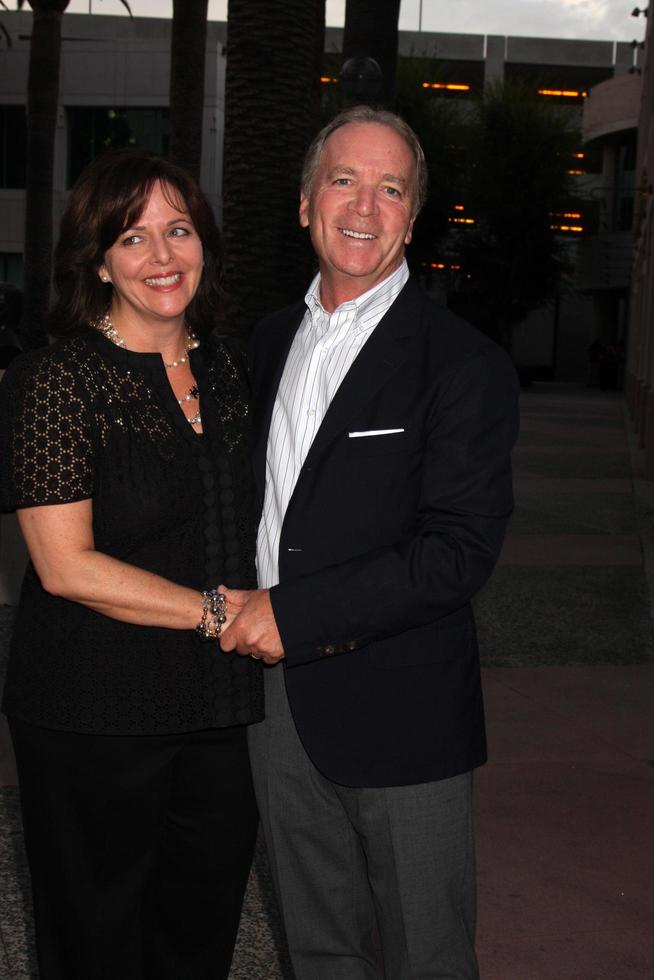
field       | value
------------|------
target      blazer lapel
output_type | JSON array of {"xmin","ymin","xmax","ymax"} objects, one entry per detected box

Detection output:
[
  {"xmin": 252, "ymin": 278, "xmax": 428, "ymax": 509},
  {"xmin": 302, "ymin": 278, "xmax": 425, "ymax": 470}
]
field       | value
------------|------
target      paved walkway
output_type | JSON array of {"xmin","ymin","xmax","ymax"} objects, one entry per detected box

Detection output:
[
  {"xmin": 1, "ymin": 383, "xmax": 653, "ymax": 978},
  {"xmin": 474, "ymin": 385, "xmax": 654, "ymax": 979}
]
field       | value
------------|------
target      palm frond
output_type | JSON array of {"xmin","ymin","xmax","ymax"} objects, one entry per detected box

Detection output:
[{"xmin": 118, "ymin": 0, "xmax": 133, "ymax": 16}]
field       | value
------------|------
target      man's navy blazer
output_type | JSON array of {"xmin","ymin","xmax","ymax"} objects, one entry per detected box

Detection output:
[{"xmin": 251, "ymin": 277, "xmax": 520, "ymax": 788}]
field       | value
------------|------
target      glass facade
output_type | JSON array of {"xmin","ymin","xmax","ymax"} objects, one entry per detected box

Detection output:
[
  {"xmin": 0, "ymin": 106, "xmax": 27, "ymax": 189},
  {"xmin": 0, "ymin": 253, "xmax": 24, "ymax": 289},
  {"xmin": 614, "ymin": 136, "xmax": 637, "ymax": 233},
  {"xmin": 67, "ymin": 106, "xmax": 170, "ymax": 186}
]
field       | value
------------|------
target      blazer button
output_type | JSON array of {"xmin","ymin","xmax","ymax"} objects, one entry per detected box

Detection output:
[
  {"xmin": 323, "ymin": 644, "xmax": 336, "ymax": 656},
  {"xmin": 345, "ymin": 640, "xmax": 357, "ymax": 651}
]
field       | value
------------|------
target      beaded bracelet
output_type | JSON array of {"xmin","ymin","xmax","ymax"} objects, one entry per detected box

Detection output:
[{"xmin": 196, "ymin": 589, "xmax": 227, "ymax": 641}]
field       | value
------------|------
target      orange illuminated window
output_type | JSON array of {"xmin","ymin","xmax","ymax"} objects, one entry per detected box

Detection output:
[
  {"xmin": 422, "ymin": 261, "xmax": 464, "ymax": 271},
  {"xmin": 550, "ymin": 223, "xmax": 583, "ymax": 233},
  {"xmin": 422, "ymin": 82, "xmax": 471, "ymax": 92},
  {"xmin": 538, "ymin": 89, "xmax": 588, "ymax": 99}
]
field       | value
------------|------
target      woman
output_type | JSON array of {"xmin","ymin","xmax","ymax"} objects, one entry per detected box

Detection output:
[{"xmin": 0, "ymin": 150, "xmax": 262, "ymax": 980}]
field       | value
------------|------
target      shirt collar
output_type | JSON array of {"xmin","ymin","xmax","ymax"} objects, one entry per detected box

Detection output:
[{"xmin": 304, "ymin": 260, "xmax": 410, "ymax": 324}]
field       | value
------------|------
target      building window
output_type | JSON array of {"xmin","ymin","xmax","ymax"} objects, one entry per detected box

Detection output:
[
  {"xmin": 613, "ymin": 137, "xmax": 636, "ymax": 232},
  {"xmin": 505, "ymin": 63, "xmax": 613, "ymax": 106},
  {"xmin": 410, "ymin": 57, "xmax": 483, "ymax": 100},
  {"xmin": 0, "ymin": 106, "xmax": 27, "ymax": 189},
  {"xmin": 67, "ymin": 107, "xmax": 170, "ymax": 186},
  {"xmin": 0, "ymin": 253, "xmax": 24, "ymax": 289}
]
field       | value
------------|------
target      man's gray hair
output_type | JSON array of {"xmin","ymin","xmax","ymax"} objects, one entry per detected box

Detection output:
[{"xmin": 301, "ymin": 106, "xmax": 428, "ymax": 217}]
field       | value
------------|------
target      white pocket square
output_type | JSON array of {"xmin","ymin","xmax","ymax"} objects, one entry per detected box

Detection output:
[{"xmin": 348, "ymin": 428, "xmax": 405, "ymax": 438}]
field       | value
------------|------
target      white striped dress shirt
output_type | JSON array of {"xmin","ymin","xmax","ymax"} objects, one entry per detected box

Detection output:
[{"xmin": 257, "ymin": 260, "xmax": 410, "ymax": 590}]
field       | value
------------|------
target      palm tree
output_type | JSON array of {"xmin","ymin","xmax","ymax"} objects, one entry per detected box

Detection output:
[
  {"xmin": 11, "ymin": 0, "xmax": 130, "ymax": 350},
  {"xmin": 169, "ymin": 0, "xmax": 208, "ymax": 180},
  {"xmin": 222, "ymin": 0, "xmax": 325, "ymax": 336},
  {"xmin": 15, "ymin": 0, "xmax": 69, "ymax": 349}
]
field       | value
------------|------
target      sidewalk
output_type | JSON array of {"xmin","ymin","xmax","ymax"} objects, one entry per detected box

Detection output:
[
  {"xmin": 1, "ymin": 383, "xmax": 653, "ymax": 979},
  {"xmin": 474, "ymin": 384, "xmax": 654, "ymax": 979}
]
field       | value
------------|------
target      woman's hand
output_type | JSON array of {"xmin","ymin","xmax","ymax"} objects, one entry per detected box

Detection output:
[{"xmin": 218, "ymin": 586, "xmax": 285, "ymax": 665}]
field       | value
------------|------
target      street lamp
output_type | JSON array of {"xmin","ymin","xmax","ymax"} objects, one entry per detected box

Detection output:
[{"xmin": 339, "ymin": 56, "xmax": 383, "ymax": 106}]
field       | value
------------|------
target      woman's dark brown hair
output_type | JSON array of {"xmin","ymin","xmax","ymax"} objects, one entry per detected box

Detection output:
[{"xmin": 49, "ymin": 149, "xmax": 224, "ymax": 337}]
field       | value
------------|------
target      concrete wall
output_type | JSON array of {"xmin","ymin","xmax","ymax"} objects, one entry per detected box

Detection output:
[
  {"xmin": 583, "ymin": 73, "xmax": 641, "ymax": 142},
  {"xmin": 506, "ymin": 36, "xmax": 615, "ymax": 68},
  {"xmin": 1, "ymin": 12, "xmax": 631, "ymax": 265},
  {"xmin": 0, "ymin": 11, "xmax": 635, "ymax": 386},
  {"xmin": 0, "ymin": 11, "xmax": 227, "ymax": 263},
  {"xmin": 511, "ymin": 290, "xmax": 596, "ymax": 382},
  {"xmin": 626, "ymin": 8, "xmax": 654, "ymax": 478}
]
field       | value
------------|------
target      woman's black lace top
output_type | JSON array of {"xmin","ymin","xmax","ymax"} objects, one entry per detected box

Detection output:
[{"xmin": 0, "ymin": 330, "xmax": 263, "ymax": 735}]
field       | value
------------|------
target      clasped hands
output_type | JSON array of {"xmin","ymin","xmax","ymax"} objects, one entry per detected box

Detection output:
[{"xmin": 218, "ymin": 586, "xmax": 285, "ymax": 665}]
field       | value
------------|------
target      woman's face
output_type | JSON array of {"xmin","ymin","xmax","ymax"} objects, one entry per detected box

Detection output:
[{"xmin": 99, "ymin": 180, "xmax": 203, "ymax": 329}]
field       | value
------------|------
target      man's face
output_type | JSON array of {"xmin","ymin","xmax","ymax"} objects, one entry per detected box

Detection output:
[{"xmin": 299, "ymin": 122, "xmax": 417, "ymax": 309}]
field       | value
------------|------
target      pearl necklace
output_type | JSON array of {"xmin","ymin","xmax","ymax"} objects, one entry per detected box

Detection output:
[
  {"xmin": 94, "ymin": 312, "xmax": 200, "ymax": 367},
  {"xmin": 178, "ymin": 384, "xmax": 202, "ymax": 427},
  {"xmin": 94, "ymin": 312, "xmax": 202, "ymax": 426},
  {"xmin": 163, "ymin": 349, "xmax": 195, "ymax": 368}
]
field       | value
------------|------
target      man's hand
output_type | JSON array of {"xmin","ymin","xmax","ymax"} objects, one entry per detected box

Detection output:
[{"xmin": 218, "ymin": 586, "xmax": 285, "ymax": 665}]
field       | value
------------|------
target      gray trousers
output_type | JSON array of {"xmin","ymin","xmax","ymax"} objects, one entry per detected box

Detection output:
[{"xmin": 248, "ymin": 664, "xmax": 480, "ymax": 980}]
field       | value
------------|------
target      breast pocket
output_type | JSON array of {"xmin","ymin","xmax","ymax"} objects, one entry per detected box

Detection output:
[{"xmin": 347, "ymin": 428, "xmax": 416, "ymax": 458}]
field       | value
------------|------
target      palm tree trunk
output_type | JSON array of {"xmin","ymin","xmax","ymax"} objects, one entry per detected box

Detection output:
[
  {"xmin": 223, "ymin": 0, "xmax": 325, "ymax": 337},
  {"xmin": 20, "ymin": 0, "xmax": 69, "ymax": 349},
  {"xmin": 169, "ymin": 0, "xmax": 208, "ymax": 180},
  {"xmin": 343, "ymin": 0, "xmax": 401, "ymax": 107}
]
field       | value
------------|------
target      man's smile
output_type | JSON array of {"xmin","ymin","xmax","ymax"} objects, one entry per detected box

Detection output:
[{"xmin": 338, "ymin": 227, "xmax": 377, "ymax": 240}]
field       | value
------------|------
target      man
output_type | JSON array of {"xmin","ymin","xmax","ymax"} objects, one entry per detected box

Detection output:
[{"xmin": 220, "ymin": 106, "xmax": 519, "ymax": 979}]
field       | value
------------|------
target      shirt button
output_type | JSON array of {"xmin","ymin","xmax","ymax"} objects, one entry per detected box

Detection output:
[{"xmin": 307, "ymin": 409, "xmax": 316, "ymax": 417}]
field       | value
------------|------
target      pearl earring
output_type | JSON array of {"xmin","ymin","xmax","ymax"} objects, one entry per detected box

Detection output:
[{"xmin": 101, "ymin": 276, "xmax": 109, "ymax": 282}]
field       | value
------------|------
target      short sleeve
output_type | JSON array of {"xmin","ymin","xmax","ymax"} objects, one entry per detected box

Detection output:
[{"xmin": 0, "ymin": 349, "xmax": 94, "ymax": 511}]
